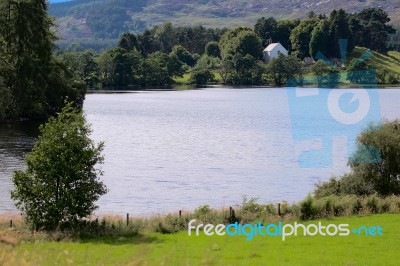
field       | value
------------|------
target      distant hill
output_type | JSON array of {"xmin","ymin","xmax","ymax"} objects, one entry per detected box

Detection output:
[
  {"xmin": 49, "ymin": 0, "xmax": 400, "ymax": 47},
  {"xmin": 49, "ymin": 0, "xmax": 71, "ymax": 3}
]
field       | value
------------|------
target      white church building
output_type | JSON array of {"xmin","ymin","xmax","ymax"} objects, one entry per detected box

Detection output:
[{"xmin": 262, "ymin": 43, "xmax": 288, "ymax": 63}]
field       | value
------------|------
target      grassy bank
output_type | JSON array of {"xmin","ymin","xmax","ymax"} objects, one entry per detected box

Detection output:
[
  {"xmin": 1, "ymin": 214, "xmax": 399, "ymax": 265},
  {"xmin": 351, "ymin": 47, "xmax": 400, "ymax": 77}
]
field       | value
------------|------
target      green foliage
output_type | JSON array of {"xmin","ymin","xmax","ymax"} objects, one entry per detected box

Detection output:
[
  {"xmin": 309, "ymin": 20, "xmax": 330, "ymax": 58},
  {"xmin": 0, "ymin": 0, "xmax": 85, "ymax": 120},
  {"xmin": 346, "ymin": 59, "xmax": 377, "ymax": 84},
  {"xmin": 314, "ymin": 174, "xmax": 375, "ymax": 198},
  {"xmin": 328, "ymin": 9, "xmax": 355, "ymax": 57},
  {"xmin": 310, "ymin": 61, "xmax": 340, "ymax": 87},
  {"xmin": 290, "ymin": 18, "xmax": 320, "ymax": 58},
  {"xmin": 189, "ymin": 66, "xmax": 214, "ymax": 85},
  {"xmin": 316, "ymin": 120, "xmax": 400, "ymax": 198},
  {"xmin": 377, "ymin": 69, "xmax": 399, "ymax": 85},
  {"xmin": 300, "ymin": 195, "xmax": 317, "ymax": 220},
  {"xmin": 352, "ymin": 8, "xmax": 396, "ymax": 52},
  {"xmin": 349, "ymin": 120, "xmax": 400, "ymax": 196},
  {"xmin": 171, "ymin": 45, "xmax": 196, "ymax": 67},
  {"xmin": 254, "ymin": 17, "xmax": 278, "ymax": 46},
  {"xmin": 265, "ymin": 53, "xmax": 303, "ymax": 86},
  {"xmin": 275, "ymin": 19, "xmax": 300, "ymax": 52},
  {"xmin": 11, "ymin": 103, "xmax": 107, "ymax": 230},
  {"xmin": 205, "ymin": 41, "xmax": 221, "ymax": 58},
  {"xmin": 0, "ymin": 79, "xmax": 13, "ymax": 120},
  {"xmin": 219, "ymin": 27, "xmax": 262, "ymax": 59}
]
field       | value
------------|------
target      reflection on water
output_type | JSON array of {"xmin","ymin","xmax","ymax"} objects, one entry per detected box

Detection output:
[
  {"xmin": 1, "ymin": 88, "xmax": 400, "ymax": 215},
  {"xmin": 0, "ymin": 122, "xmax": 39, "ymax": 212}
]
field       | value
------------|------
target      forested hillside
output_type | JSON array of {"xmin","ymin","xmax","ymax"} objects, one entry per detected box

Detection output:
[{"xmin": 49, "ymin": 0, "xmax": 400, "ymax": 49}]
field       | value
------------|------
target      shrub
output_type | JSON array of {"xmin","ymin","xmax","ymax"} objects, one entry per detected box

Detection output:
[
  {"xmin": 11, "ymin": 102, "xmax": 107, "ymax": 231},
  {"xmin": 300, "ymin": 195, "xmax": 317, "ymax": 220}
]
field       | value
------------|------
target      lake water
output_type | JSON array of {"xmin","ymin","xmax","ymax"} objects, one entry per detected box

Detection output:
[{"xmin": 1, "ymin": 87, "xmax": 400, "ymax": 216}]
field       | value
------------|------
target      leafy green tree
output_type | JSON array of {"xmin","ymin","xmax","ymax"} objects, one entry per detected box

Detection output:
[
  {"xmin": 327, "ymin": 9, "xmax": 354, "ymax": 57},
  {"xmin": 110, "ymin": 48, "xmax": 142, "ymax": 87},
  {"xmin": 11, "ymin": 103, "xmax": 107, "ymax": 230},
  {"xmin": 353, "ymin": 8, "xmax": 396, "ymax": 51},
  {"xmin": 205, "ymin": 41, "xmax": 221, "ymax": 58},
  {"xmin": 348, "ymin": 120, "xmax": 400, "ymax": 195},
  {"xmin": 309, "ymin": 20, "xmax": 330, "ymax": 58},
  {"xmin": 166, "ymin": 53, "xmax": 186, "ymax": 78},
  {"xmin": 170, "ymin": 45, "xmax": 195, "ymax": 67},
  {"xmin": 59, "ymin": 50, "xmax": 100, "ymax": 88},
  {"xmin": 117, "ymin": 33, "xmax": 140, "ymax": 53},
  {"xmin": 138, "ymin": 52, "xmax": 172, "ymax": 86},
  {"xmin": 0, "ymin": 0, "xmax": 85, "ymax": 119},
  {"xmin": 219, "ymin": 27, "xmax": 262, "ymax": 59},
  {"xmin": 154, "ymin": 22, "xmax": 178, "ymax": 53},
  {"xmin": 254, "ymin": 17, "xmax": 278, "ymax": 46},
  {"xmin": 97, "ymin": 51, "xmax": 115, "ymax": 87},
  {"xmin": 231, "ymin": 53, "xmax": 262, "ymax": 85},
  {"xmin": 315, "ymin": 120, "xmax": 400, "ymax": 197},
  {"xmin": 310, "ymin": 61, "xmax": 340, "ymax": 87},
  {"xmin": 190, "ymin": 66, "xmax": 214, "ymax": 85},
  {"xmin": 275, "ymin": 20, "xmax": 300, "ymax": 52},
  {"xmin": 265, "ymin": 53, "xmax": 303, "ymax": 86},
  {"xmin": 216, "ymin": 56, "xmax": 234, "ymax": 85},
  {"xmin": 290, "ymin": 18, "xmax": 320, "ymax": 58}
]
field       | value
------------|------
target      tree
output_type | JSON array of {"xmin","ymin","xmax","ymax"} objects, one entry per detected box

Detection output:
[
  {"xmin": 190, "ymin": 66, "xmax": 214, "ymax": 85},
  {"xmin": 97, "ymin": 51, "xmax": 115, "ymax": 87},
  {"xmin": 353, "ymin": 8, "xmax": 396, "ymax": 51},
  {"xmin": 265, "ymin": 53, "xmax": 303, "ymax": 86},
  {"xmin": 0, "ymin": 0, "xmax": 85, "ymax": 120},
  {"xmin": 348, "ymin": 120, "xmax": 400, "ymax": 195},
  {"xmin": 309, "ymin": 20, "xmax": 330, "ymax": 58},
  {"xmin": 110, "ymin": 48, "xmax": 142, "ymax": 87},
  {"xmin": 216, "ymin": 56, "xmax": 234, "ymax": 85},
  {"xmin": 117, "ymin": 33, "xmax": 140, "ymax": 53},
  {"xmin": 275, "ymin": 20, "xmax": 300, "ymax": 52},
  {"xmin": 170, "ymin": 45, "xmax": 195, "ymax": 67},
  {"xmin": 219, "ymin": 27, "xmax": 262, "ymax": 59},
  {"xmin": 138, "ymin": 52, "xmax": 172, "ymax": 86},
  {"xmin": 11, "ymin": 103, "xmax": 107, "ymax": 230},
  {"xmin": 290, "ymin": 18, "xmax": 320, "ymax": 58},
  {"xmin": 315, "ymin": 120, "xmax": 400, "ymax": 197},
  {"xmin": 327, "ymin": 9, "xmax": 354, "ymax": 57},
  {"xmin": 231, "ymin": 53, "xmax": 263, "ymax": 85},
  {"xmin": 310, "ymin": 61, "xmax": 340, "ymax": 87},
  {"xmin": 254, "ymin": 17, "xmax": 278, "ymax": 46},
  {"xmin": 205, "ymin": 41, "xmax": 221, "ymax": 58}
]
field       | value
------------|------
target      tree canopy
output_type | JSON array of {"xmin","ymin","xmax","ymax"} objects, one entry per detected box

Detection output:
[
  {"xmin": 11, "ymin": 102, "xmax": 107, "ymax": 230},
  {"xmin": 315, "ymin": 120, "xmax": 400, "ymax": 198},
  {"xmin": 0, "ymin": 0, "xmax": 85, "ymax": 121}
]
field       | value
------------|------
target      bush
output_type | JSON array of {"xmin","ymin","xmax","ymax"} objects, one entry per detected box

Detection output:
[
  {"xmin": 300, "ymin": 195, "xmax": 317, "ymax": 220},
  {"xmin": 152, "ymin": 215, "xmax": 187, "ymax": 234},
  {"xmin": 316, "ymin": 120, "xmax": 400, "ymax": 198},
  {"xmin": 189, "ymin": 67, "xmax": 214, "ymax": 85},
  {"xmin": 11, "ymin": 102, "xmax": 107, "ymax": 231}
]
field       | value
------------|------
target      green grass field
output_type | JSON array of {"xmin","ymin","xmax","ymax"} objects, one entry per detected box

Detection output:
[
  {"xmin": 352, "ymin": 47, "xmax": 400, "ymax": 77},
  {"xmin": 1, "ymin": 214, "xmax": 400, "ymax": 265}
]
